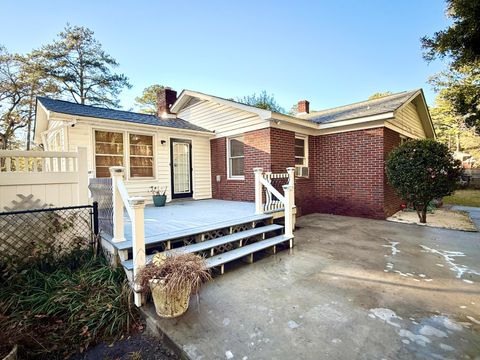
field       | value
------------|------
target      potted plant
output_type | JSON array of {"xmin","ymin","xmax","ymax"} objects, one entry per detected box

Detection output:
[
  {"xmin": 1, "ymin": 345, "xmax": 17, "ymax": 360},
  {"xmin": 150, "ymin": 186, "xmax": 167, "ymax": 207},
  {"xmin": 136, "ymin": 253, "xmax": 211, "ymax": 318}
]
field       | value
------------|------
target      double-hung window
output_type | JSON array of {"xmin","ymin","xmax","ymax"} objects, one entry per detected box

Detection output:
[
  {"xmin": 129, "ymin": 134, "xmax": 154, "ymax": 178},
  {"xmin": 94, "ymin": 130, "xmax": 124, "ymax": 178},
  {"xmin": 228, "ymin": 136, "xmax": 244, "ymax": 179}
]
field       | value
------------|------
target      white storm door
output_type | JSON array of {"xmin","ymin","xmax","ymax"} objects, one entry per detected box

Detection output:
[{"xmin": 171, "ymin": 140, "xmax": 192, "ymax": 198}]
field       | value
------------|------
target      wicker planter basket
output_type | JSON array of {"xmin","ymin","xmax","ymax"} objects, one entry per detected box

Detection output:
[
  {"xmin": 149, "ymin": 279, "xmax": 191, "ymax": 318},
  {"xmin": 2, "ymin": 346, "xmax": 17, "ymax": 360}
]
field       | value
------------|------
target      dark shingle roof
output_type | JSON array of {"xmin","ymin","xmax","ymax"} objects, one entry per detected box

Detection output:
[
  {"xmin": 299, "ymin": 90, "xmax": 420, "ymax": 124},
  {"xmin": 37, "ymin": 97, "xmax": 211, "ymax": 132}
]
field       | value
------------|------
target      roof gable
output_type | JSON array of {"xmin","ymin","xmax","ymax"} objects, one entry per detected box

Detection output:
[{"xmin": 171, "ymin": 90, "xmax": 273, "ymax": 120}]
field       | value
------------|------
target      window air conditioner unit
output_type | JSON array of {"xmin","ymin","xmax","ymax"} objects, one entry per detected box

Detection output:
[{"xmin": 295, "ymin": 166, "xmax": 309, "ymax": 178}]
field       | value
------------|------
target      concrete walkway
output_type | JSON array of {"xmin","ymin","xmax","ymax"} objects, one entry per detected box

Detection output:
[
  {"xmin": 451, "ymin": 205, "xmax": 480, "ymax": 230},
  {"xmin": 145, "ymin": 213, "xmax": 480, "ymax": 360}
]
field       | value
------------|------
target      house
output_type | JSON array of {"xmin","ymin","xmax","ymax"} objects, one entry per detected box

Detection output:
[{"xmin": 34, "ymin": 88, "xmax": 435, "ymax": 219}]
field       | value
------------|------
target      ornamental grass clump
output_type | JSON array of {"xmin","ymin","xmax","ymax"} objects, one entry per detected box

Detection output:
[
  {"xmin": 0, "ymin": 250, "xmax": 140, "ymax": 359},
  {"xmin": 136, "ymin": 253, "xmax": 211, "ymax": 317}
]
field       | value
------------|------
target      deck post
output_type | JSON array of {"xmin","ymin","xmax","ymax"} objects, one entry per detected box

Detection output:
[
  {"xmin": 286, "ymin": 167, "xmax": 295, "ymax": 203},
  {"xmin": 130, "ymin": 197, "xmax": 146, "ymax": 307},
  {"xmin": 253, "ymin": 167, "xmax": 263, "ymax": 215},
  {"xmin": 286, "ymin": 167, "xmax": 296, "ymax": 228},
  {"xmin": 283, "ymin": 184, "xmax": 294, "ymax": 238},
  {"xmin": 110, "ymin": 166, "xmax": 125, "ymax": 242}
]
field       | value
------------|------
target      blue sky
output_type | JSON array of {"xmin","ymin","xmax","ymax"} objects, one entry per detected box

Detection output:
[{"xmin": 0, "ymin": 0, "xmax": 450, "ymax": 111}]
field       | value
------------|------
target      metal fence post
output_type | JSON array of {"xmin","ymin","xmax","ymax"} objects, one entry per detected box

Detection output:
[{"xmin": 92, "ymin": 201, "xmax": 99, "ymax": 236}]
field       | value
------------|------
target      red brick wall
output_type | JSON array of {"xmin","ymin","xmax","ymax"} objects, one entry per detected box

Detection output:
[
  {"xmin": 269, "ymin": 128, "xmax": 316, "ymax": 216},
  {"xmin": 313, "ymin": 128, "xmax": 386, "ymax": 219},
  {"xmin": 383, "ymin": 128, "xmax": 403, "ymax": 217},
  {"xmin": 210, "ymin": 128, "xmax": 272, "ymax": 201},
  {"xmin": 210, "ymin": 126, "xmax": 405, "ymax": 219}
]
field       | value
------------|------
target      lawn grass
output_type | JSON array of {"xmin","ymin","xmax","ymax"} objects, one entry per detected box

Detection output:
[{"xmin": 443, "ymin": 189, "xmax": 480, "ymax": 207}]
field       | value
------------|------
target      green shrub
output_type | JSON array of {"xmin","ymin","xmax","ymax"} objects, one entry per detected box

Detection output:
[
  {"xmin": 0, "ymin": 250, "xmax": 139, "ymax": 359},
  {"xmin": 386, "ymin": 139, "xmax": 462, "ymax": 223}
]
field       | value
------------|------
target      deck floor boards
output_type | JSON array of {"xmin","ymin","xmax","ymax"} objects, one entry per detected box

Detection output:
[{"xmin": 123, "ymin": 199, "xmax": 260, "ymax": 241}]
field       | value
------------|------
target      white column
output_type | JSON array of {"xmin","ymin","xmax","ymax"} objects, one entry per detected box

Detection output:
[
  {"xmin": 110, "ymin": 166, "xmax": 125, "ymax": 242},
  {"xmin": 130, "ymin": 197, "xmax": 146, "ymax": 307},
  {"xmin": 283, "ymin": 184, "xmax": 294, "ymax": 239},
  {"xmin": 253, "ymin": 167, "xmax": 264, "ymax": 215},
  {"xmin": 286, "ymin": 167, "xmax": 295, "ymax": 207},
  {"xmin": 77, "ymin": 147, "xmax": 89, "ymax": 204}
]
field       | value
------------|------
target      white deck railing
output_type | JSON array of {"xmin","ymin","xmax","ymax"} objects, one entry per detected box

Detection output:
[
  {"xmin": 0, "ymin": 148, "xmax": 88, "ymax": 208},
  {"xmin": 254, "ymin": 167, "xmax": 295, "ymax": 237},
  {"xmin": 110, "ymin": 166, "xmax": 146, "ymax": 307}
]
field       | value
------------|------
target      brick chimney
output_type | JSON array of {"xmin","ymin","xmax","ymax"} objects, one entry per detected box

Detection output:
[
  {"xmin": 297, "ymin": 100, "xmax": 310, "ymax": 114},
  {"xmin": 156, "ymin": 87, "xmax": 177, "ymax": 117}
]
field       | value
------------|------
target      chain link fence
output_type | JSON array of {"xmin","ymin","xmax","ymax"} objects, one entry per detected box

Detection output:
[
  {"xmin": 89, "ymin": 178, "xmax": 114, "ymax": 237},
  {"xmin": 0, "ymin": 204, "xmax": 98, "ymax": 267}
]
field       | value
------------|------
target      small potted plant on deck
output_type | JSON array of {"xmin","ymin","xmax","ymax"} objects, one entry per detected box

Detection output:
[
  {"xmin": 136, "ymin": 253, "xmax": 211, "ymax": 318},
  {"xmin": 150, "ymin": 186, "xmax": 167, "ymax": 207}
]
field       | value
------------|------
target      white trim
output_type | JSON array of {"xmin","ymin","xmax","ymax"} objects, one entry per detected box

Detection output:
[
  {"xmin": 317, "ymin": 120, "xmax": 387, "ymax": 135},
  {"xmin": 317, "ymin": 112, "xmax": 394, "ymax": 129},
  {"xmin": 127, "ymin": 132, "xmax": 156, "ymax": 180},
  {"xmin": 226, "ymin": 135, "xmax": 245, "ymax": 180},
  {"xmin": 171, "ymin": 138, "xmax": 193, "ymax": 195},
  {"xmin": 92, "ymin": 128, "xmax": 157, "ymax": 181},
  {"xmin": 294, "ymin": 134, "xmax": 309, "ymax": 178}
]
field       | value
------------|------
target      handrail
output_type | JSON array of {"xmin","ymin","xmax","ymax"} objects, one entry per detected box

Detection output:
[
  {"xmin": 116, "ymin": 179, "xmax": 134, "ymax": 220},
  {"xmin": 253, "ymin": 167, "xmax": 296, "ymax": 238},
  {"xmin": 110, "ymin": 166, "xmax": 146, "ymax": 308},
  {"xmin": 259, "ymin": 176, "xmax": 285, "ymax": 204}
]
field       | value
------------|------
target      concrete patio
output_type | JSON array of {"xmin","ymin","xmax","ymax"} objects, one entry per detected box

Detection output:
[{"xmin": 145, "ymin": 212, "xmax": 480, "ymax": 360}]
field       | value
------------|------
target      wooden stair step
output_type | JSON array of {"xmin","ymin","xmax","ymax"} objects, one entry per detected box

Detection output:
[
  {"xmin": 206, "ymin": 234, "xmax": 292, "ymax": 269},
  {"xmin": 111, "ymin": 213, "xmax": 273, "ymax": 251},
  {"xmin": 121, "ymin": 224, "xmax": 284, "ymax": 271}
]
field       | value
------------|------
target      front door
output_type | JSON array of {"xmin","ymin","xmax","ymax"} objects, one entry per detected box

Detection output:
[{"xmin": 170, "ymin": 139, "xmax": 193, "ymax": 199}]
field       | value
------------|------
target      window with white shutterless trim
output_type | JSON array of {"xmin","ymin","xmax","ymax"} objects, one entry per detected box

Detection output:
[
  {"xmin": 94, "ymin": 130, "xmax": 124, "ymax": 178},
  {"xmin": 227, "ymin": 136, "xmax": 245, "ymax": 179},
  {"xmin": 128, "ymin": 133, "xmax": 154, "ymax": 178},
  {"xmin": 295, "ymin": 135, "xmax": 309, "ymax": 177}
]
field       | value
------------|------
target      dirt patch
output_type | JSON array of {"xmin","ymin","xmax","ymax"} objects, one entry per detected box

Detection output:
[{"xmin": 387, "ymin": 208, "xmax": 477, "ymax": 232}]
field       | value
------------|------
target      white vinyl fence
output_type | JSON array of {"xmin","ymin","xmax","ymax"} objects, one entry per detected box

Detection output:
[{"xmin": 0, "ymin": 148, "xmax": 89, "ymax": 211}]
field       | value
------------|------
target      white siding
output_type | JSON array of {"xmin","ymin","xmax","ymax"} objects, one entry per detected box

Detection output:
[
  {"xmin": 394, "ymin": 102, "xmax": 426, "ymax": 138},
  {"xmin": 177, "ymin": 100, "xmax": 266, "ymax": 137},
  {"xmin": 65, "ymin": 120, "xmax": 212, "ymax": 202}
]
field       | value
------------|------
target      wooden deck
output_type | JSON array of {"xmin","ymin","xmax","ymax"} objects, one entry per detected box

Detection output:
[{"xmin": 123, "ymin": 199, "xmax": 262, "ymax": 242}]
